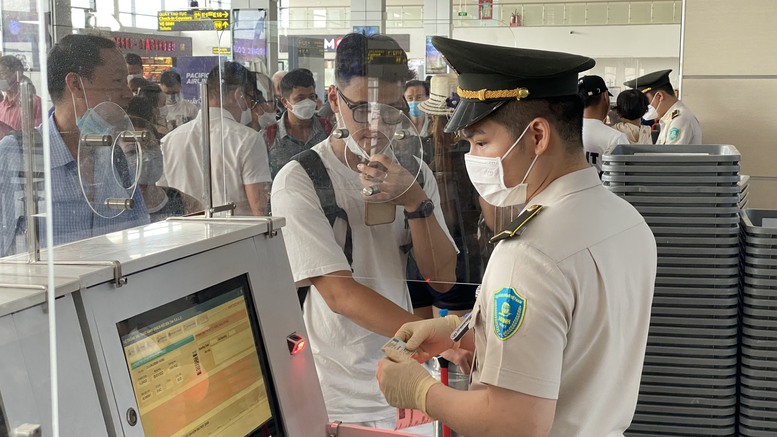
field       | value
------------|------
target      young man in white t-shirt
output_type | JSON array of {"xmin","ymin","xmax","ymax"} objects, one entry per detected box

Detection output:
[{"xmin": 270, "ymin": 33, "xmax": 457, "ymax": 430}]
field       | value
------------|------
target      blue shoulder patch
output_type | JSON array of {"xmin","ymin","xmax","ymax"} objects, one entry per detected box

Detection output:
[
  {"xmin": 493, "ymin": 287, "xmax": 527, "ymax": 341},
  {"xmin": 669, "ymin": 127, "xmax": 680, "ymax": 141}
]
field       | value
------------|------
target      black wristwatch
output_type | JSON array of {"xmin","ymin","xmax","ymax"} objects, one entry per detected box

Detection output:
[{"xmin": 404, "ymin": 199, "xmax": 435, "ymax": 219}]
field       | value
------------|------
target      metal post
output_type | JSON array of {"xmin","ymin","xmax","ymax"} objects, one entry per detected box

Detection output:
[
  {"xmin": 20, "ymin": 79, "xmax": 39, "ymax": 262},
  {"xmin": 199, "ymin": 82, "xmax": 213, "ymax": 218}
]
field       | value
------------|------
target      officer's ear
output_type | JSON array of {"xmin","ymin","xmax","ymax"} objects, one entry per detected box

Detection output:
[
  {"xmin": 525, "ymin": 117, "xmax": 552, "ymax": 157},
  {"xmin": 65, "ymin": 72, "xmax": 86, "ymax": 101},
  {"xmin": 328, "ymin": 84, "xmax": 339, "ymax": 113}
]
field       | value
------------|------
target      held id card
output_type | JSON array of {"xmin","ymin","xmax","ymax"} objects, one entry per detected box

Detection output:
[{"xmin": 381, "ymin": 337, "xmax": 417, "ymax": 360}]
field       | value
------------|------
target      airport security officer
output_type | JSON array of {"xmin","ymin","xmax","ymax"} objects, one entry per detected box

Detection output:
[
  {"xmin": 624, "ymin": 69, "xmax": 702, "ymax": 145},
  {"xmin": 376, "ymin": 37, "xmax": 658, "ymax": 436}
]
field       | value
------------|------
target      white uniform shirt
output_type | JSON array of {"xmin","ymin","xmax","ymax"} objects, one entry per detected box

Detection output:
[
  {"xmin": 271, "ymin": 138, "xmax": 453, "ymax": 423},
  {"xmin": 160, "ymin": 108, "xmax": 271, "ymax": 215},
  {"xmin": 161, "ymin": 99, "xmax": 199, "ymax": 130},
  {"xmin": 469, "ymin": 167, "xmax": 657, "ymax": 437},
  {"xmin": 582, "ymin": 118, "xmax": 629, "ymax": 173},
  {"xmin": 657, "ymin": 100, "xmax": 702, "ymax": 145}
]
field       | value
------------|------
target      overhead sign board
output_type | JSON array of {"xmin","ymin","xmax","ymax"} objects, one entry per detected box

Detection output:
[{"xmin": 158, "ymin": 10, "xmax": 231, "ymax": 32}]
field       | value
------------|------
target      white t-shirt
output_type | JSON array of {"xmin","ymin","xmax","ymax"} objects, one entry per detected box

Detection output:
[
  {"xmin": 470, "ymin": 167, "xmax": 657, "ymax": 436},
  {"xmin": 271, "ymin": 138, "xmax": 452, "ymax": 423},
  {"xmin": 159, "ymin": 108, "xmax": 271, "ymax": 215},
  {"xmin": 582, "ymin": 118, "xmax": 629, "ymax": 173}
]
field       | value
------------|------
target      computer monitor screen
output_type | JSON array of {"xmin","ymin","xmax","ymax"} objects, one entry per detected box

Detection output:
[{"xmin": 116, "ymin": 275, "xmax": 283, "ymax": 436}]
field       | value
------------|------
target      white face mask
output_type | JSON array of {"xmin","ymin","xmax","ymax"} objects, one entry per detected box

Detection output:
[
  {"xmin": 464, "ymin": 124, "xmax": 538, "ymax": 208},
  {"xmin": 165, "ymin": 93, "xmax": 181, "ymax": 105},
  {"xmin": 643, "ymin": 105, "xmax": 658, "ymax": 121},
  {"xmin": 239, "ymin": 96, "xmax": 252, "ymax": 125},
  {"xmin": 258, "ymin": 112, "xmax": 277, "ymax": 129},
  {"xmin": 290, "ymin": 98, "xmax": 317, "ymax": 120}
]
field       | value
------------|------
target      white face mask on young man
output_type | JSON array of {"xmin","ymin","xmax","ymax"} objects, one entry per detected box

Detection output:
[
  {"xmin": 290, "ymin": 98, "xmax": 317, "ymax": 120},
  {"xmin": 464, "ymin": 124, "xmax": 539, "ymax": 208}
]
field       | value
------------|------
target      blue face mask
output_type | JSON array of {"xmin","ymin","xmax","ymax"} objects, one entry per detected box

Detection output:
[
  {"xmin": 72, "ymin": 76, "xmax": 115, "ymax": 135},
  {"xmin": 408, "ymin": 101, "xmax": 422, "ymax": 118}
]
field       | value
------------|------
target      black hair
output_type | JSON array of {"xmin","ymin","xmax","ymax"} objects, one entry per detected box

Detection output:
[
  {"xmin": 48, "ymin": 34, "xmax": 117, "ymax": 103},
  {"xmin": 488, "ymin": 95, "xmax": 584, "ymax": 154},
  {"xmin": 615, "ymin": 89, "xmax": 649, "ymax": 120},
  {"xmin": 125, "ymin": 53, "xmax": 142, "ymax": 66},
  {"xmin": 404, "ymin": 80, "xmax": 429, "ymax": 96},
  {"xmin": 334, "ymin": 33, "xmax": 413, "ymax": 86},
  {"xmin": 206, "ymin": 61, "xmax": 251, "ymax": 98},
  {"xmin": 0, "ymin": 55, "xmax": 24, "ymax": 73},
  {"xmin": 160, "ymin": 70, "xmax": 182, "ymax": 87},
  {"xmin": 137, "ymin": 84, "xmax": 162, "ymax": 106},
  {"xmin": 580, "ymin": 90, "xmax": 604, "ymax": 109},
  {"xmin": 128, "ymin": 77, "xmax": 153, "ymax": 93},
  {"xmin": 280, "ymin": 68, "xmax": 316, "ymax": 97},
  {"xmin": 127, "ymin": 96, "xmax": 157, "ymax": 125}
]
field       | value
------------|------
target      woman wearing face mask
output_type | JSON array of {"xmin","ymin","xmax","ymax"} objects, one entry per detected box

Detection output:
[{"xmin": 404, "ymin": 79, "xmax": 430, "ymax": 138}]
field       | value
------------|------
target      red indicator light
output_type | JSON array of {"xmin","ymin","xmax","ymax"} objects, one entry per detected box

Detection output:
[
  {"xmin": 287, "ymin": 333, "xmax": 306, "ymax": 355},
  {"xmin": 424, "ymin": 278, "xmax": 431, "ymax": 282}
]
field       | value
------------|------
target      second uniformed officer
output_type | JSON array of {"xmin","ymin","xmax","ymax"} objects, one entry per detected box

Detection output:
[
  {"xmin": 376, "ymin": 37, "xmax": 658, "ymax": 436},
  {"xmin": 625, "ymin": 69, "xmax": 702, "ymax": 145}
]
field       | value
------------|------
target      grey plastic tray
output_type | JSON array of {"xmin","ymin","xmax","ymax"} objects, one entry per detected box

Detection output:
[
  {"xmin": 744, "ymin": 235, "xmax": 777, "ymax": 248},
  {"xmin": 636, "ymin": 403, "xmax": 735, "ymax": 418},
  {"xmin": 655, "ymin": 276, "xmax": 740, "ymax": 287},
  {"xmin": 606, "ymin": 184, "xmax": 741, "ymax": 195},
  {"xmin": 645, "ymin": 215, "xmax": 740, "ymax": 225},
  {"xmin": 631, "ymin": 412, "xmax": 735, "ymax": 428},
  {"xmin": 603, "ymin": 144, "xmax": 740, "ymax": 161},
  {"xmin": 741, "ymin": 385, "xmax": 777, "ymax": 401},
  {"xmin": 637, "ymin": 383, "xmax": 737, "ymax": 398},
  {"xmin": 745, "ymin": 276, "xmax": 777, "ymax": 288},
  {"xmin": 652, "ymin": 295, "xmax": 739, "ymax": 307},
  {"xmin": 745, "ymin": 256, "xmax": 777, "ymax": 268},
  {"xmin": 647, "ymin": 336, "xmax": 738, "ymax": 348},
  {"xmin": 645, "ymin": 344, "xmax": 738, "ymax": 358},
  {"xmin": 654, "ymin": 235, "xmax": 741, "ymax": 245},
  {"xmin": 741, "ymin": 365, "xmax": 777, "ymax": 381},
  {"xmin": 648, "ymin": 305, "xmax": 738, "ymax": 317},
  {"xmin": 742, "ymin": 209, "xmax": 777, "ymax": 237},
  {"xmin": 622, "ymin": 195, "xmax": 740, "ymax": 206},
  {"xmin": 603, "ymin": 174, "xmax": 741, "ymax": 185},
  {"xmin": 644, "ymin": 354, "xmax": 738, "ymax": 368},
  {"xmin": 740, "ymin": 394, "xmax": 777, "ymax": 410},
  {"xmin": 648, "ymin": 325, "xmax": 739, "ymax": 337},
  {"xmin": 627, "ymin": 422, "xmax": 735, "ymax": 436},
  {"xmin": 651, "ymin": 226, "xmax": 740, "ymax": 236},
  {"xmin": 743, "ymin": 325, "xmax": 777, "ymax": 340},
  {"xmin": 602, "ymin": 167, "xmax": 740, "ymax": 177},
  {"xmin": 743, "ymin": 356, "xmax": 777, "ymax": 369},
  {"xmin": 655, "ymin": 285, "xmax": 740, "ymax": 295},
  {"xmin": 739, "ymin": 425, "xmax": 777, "ymax": 437},
  {"xmin": 638, "ymin": 393, "xmax": 736, "ymax": 408},
  {"xmin": 738, "ymin": 415, "xmax": 777, "ymax": 432},
  {"xmin": 657, "ymin": 266, "xmax": 741, "ymax": 276},
  {"xmin": 745, "ymin": 246, "xmax": 777, "ymax": 257},
  {"xmin": 641, "ymin": 364, "xmax": 736, "ymax": 378},
  {"xmin": 743, "ymin": 335, "xmax": 777, "ymax": 350},
  {"xmin": 660, "ymin": 255, "xmax": 741, "ymax": 264},
  {"xmin": 640, "ymin": 206, "xmax": 742, "ymax": 216},
  {"xmin": 657, "ymin": 246, "xmax": 741, "ymax": 256},
  {"xmin": 649, "ymin": 316, "xmax": 739, "ymax": 329},
  {"xmin": 743, "ymin": 298, "xmax": 777, "ymax": 312}
]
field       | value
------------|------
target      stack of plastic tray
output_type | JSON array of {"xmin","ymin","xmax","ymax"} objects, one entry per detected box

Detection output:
[
  {"xmin": 602, "ymin": 144, "xmax": 740, "ymax": 436},
  {"xmin": 740, "ymin": 175, "xmax": 751, "ymax": 209},
  {"xmin": 740, "ymin": 209, "xmax": 777, "ymax": 437}
]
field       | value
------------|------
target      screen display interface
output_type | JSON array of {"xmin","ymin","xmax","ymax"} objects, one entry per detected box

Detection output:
[{"xmin": 117, "ymin": 275, "xmax": 281, "ymax": 437}]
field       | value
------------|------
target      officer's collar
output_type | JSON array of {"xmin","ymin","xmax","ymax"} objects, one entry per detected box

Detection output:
[{"xmin": 529, "ymin": 167, "xmax": 602, "ymax": 207}]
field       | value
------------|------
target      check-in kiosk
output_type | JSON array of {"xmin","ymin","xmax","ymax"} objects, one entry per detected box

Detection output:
[{"xmin": 0, "ymin": 218, "xmax": 416, "ymax": 436}]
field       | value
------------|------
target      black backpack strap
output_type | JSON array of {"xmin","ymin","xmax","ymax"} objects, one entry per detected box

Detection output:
[{"xmin": 291, "ymin": 149, "xmax": 354, "ymax": 307}]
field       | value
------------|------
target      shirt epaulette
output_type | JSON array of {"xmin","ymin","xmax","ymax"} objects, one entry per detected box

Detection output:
[
  {"xmin": 489, "ymin": 204, "xmax": 544, "ymax": 244},
  {"xmin": 671, "ymin": 109, "xmax": 680, "ymax": 119}
]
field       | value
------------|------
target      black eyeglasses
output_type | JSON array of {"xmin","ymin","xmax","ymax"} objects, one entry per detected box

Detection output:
[{"xmin": 336, "ymin": 88, "xmax": 409, "ymax": 125}]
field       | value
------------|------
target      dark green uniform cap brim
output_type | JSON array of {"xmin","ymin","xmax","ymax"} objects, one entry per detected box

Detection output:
[
  {"xmin": 431, "ymin": 36, "xmax": 595, "ymax": 133},
  {"xmin": 623, "ymin": 69, "xmax": 672, "ymax": 93}
]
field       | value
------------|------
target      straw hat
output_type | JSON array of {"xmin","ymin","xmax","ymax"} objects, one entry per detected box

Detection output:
[{"xmin": 419, "ymin": 73, "xmax": 458, "ymax": 116}]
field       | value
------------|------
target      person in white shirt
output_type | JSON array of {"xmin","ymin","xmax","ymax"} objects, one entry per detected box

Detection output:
[
  {"xmin": 159, "ymin": 70, "xmax": 199, "ymax": 131},
  {"xmin": 271, "ymin": 33, "xmax": 457, "ymax": 432},
  {"xmin": 160, "ymin": 62, "xmax": 271, "ymax": 216},
  {"xmin": 624, "ymin": 69, "xmax": 702, "ymax": 145},
  {"xmin": 578, "ymin": 75, "xmax": 629, "ymax": 175},
  {"xmin": 612, "ymin": 89, "xmax": 653, "ymax": 144}
]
